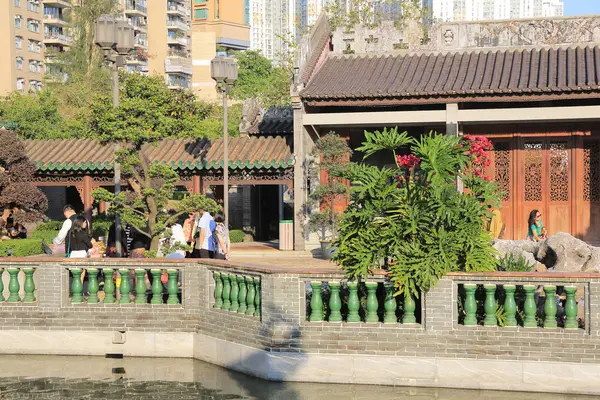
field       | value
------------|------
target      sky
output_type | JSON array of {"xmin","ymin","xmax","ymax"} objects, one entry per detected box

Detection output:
[{"xmin": 564, "ymin": 0, "xmax": 600, "ymax": 16}]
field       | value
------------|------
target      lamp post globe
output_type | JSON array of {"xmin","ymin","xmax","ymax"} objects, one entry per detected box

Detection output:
[
  {"xmin": 210, "ymin": 56, "xmax": 228, "ymax": 83},
  {"xmin": 115, "ymin": 19, "xmax": 135, "ymax": 55},
  {"xmin": 94, "ymin": 14, "xmax": 117, "ymax": 51},
  {"xmin": 225, "ymin": 59, "xmax": 238, "ymax": 86}
]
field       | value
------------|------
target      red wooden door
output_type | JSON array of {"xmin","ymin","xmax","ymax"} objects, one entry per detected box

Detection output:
[{"xmin": 578, "ymin": 138, "xmax": 600, "ymax": 245}]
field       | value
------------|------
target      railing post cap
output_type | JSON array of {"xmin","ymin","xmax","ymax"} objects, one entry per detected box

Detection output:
[
  {"xmin": 483, "ymin": 283, "xmax": 497, "ymax": 289},
  {"xmin": 463, "ymin": 283, "xmax": 477, "ymax": 288}
]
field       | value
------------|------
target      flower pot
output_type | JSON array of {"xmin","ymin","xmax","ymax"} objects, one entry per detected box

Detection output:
[{"xmin": 320, "ymin": 241, "xmax": 337, "ymax": 259}]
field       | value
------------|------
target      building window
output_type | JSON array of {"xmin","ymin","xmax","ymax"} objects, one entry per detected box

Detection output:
[
  {"xmin": 194, "ymin": 0, "xmax": 207, "ymax": 3},
  {"xmin": 244, "ymin": 0, "xmax": 249, "ymax": 24},
  {"xmin": 28, "ymin": 39, "xmax": 41, "ymax": 53},
  {"xmin": 14, "ymin": 0, "xmax": 20, "ymax": 7},
  {"xmin": 194, "ymin": 8, "xmax": 208, "ymax": 19},
  {"xmin": 27, "ymin": 19, "xmax": 40, "ymax": 33},
  {"xmin": 16, "ymin": 57, "xmax": 23, "ymax": 70},
  {"xmin": 15, "ymin": 16, "xmax": 22, "ymax": 28},
  {"xmin": 16, "ymin": 78, "xmax": 25, "ymax": 91},
  {"xmin": 215, "ymin": 0, "xmax": 219, "ymax": 19},
  {"xmin": 29, "ymin": 80, "xmax": 42, "ymax": 91},
  {"xmin": 15, "ymin": 36, "xmax": 22, "ymax": 49},
  {"xmin": 29, "ymin": 60, "xmax": 42, "ymax": 73},
  {"xmin": 27, "ymin": 0, "xmax": 39, "ymax": 13}
]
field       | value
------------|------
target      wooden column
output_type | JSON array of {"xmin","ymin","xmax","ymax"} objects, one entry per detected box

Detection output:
[
  {"xmin": 99, "ymin": 200, "xmax": 107, "ymax": 214},
  {"xmin": 192, "ymin": 175, "xmax": 202, "ymax": 194},
  {"xmin": 83, "ymin": 175, "xmax": 93, "ymax": 226}
]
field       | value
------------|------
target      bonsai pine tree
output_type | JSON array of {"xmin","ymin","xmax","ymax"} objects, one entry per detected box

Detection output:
[
  {"xmin": 306, "ymin": 132, "xmax": 352, "ymax": 242},
  {"xmin": 0, "ymin": 129, "xmax": 48, "ymax": 228}
]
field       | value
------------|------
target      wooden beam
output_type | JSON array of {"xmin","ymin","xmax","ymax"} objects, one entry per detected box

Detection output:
[{"xmin": 303, "ymin": 109, "xmax": 447, "ymax": 127}]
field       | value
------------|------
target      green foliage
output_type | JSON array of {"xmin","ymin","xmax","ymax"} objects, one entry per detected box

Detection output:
[
  {"xmin": 0, "ymin": 91, "xmax": 67, "ymax": 139},
  {"xmin": 0, "ymin": 239, "xmax": 43, "ymax": 257},
  {"xmin": 230, "ymin": 50, "xmax": 291, "ymax": 108},
  {"xmin": 29, "ymin": 230, "xmax": 58, "ymax": 241},
  {"xmin": 496, "ymin": 254, "xmax": 534, "ymax": 272},
  {"xmin": 230, "ymin": 230, "xmax": 246, "ymax": 243},
  {"xmin": 333, "ymin": 128, "xmax": 501, "ymax": 297},
  {"xmin": 306, "ymin": 133, "xmax": 352, "ymax": 241},
  {"xmin": 325, "ymin": 0, "xmax": 425, "ymax": 31},
  {"xmin": 35, "ymin": 221, "xmax": 64, "ymax": 231}
]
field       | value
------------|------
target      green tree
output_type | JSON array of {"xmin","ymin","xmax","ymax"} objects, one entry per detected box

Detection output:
[
  {"xmin": 332, "ymin": 129, "xmax": 500, "ymax": 297},
  {"xmin": 325, "ymin": 0, "xmax": 425, "ymax": 31},
  {"xmin": 230, "ymin": 50, "xmax": 291, "ymax": 107},
  {"xmin": 90, "ymin": 72, "xmax": 221, "ymax": 252},
  {"xmin": 0, "ymin": 91, "xmax": 66, "ymax": 139}
]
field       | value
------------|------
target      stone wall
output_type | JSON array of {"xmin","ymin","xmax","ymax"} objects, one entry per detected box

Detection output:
[
  {"xmin": 332, "ymin": 16, "xmax": 600, "ymax": 56},
  {"xmin": 1, "ymin": 259, "xmax": 600, "ymax": 394}
]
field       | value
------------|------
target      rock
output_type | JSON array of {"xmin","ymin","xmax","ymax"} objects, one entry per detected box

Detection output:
[
  {"xmin": 538, "ymin": 232, "xmax": 592, "ymax": 272},
  {"xmin": 492, "ymin": 239, "xmax": 539, "ymax": 267},
  {"xmin": 583, "ymin": 247, "xmax": 600, "ymax": 272}
]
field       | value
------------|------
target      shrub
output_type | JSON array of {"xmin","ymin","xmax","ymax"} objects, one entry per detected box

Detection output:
[
  {"xmin": 230, "ymin": 230, "xmax": 246, "ymax": 243},
  {"xmin": 29, "ymin": 230, "xmax": 58, "ymax": 241},
  {"xmin": 496, "ymin": 254, "xmax": 534, "ymax": 272},
  {"xmin": 35, "ymin": 220, "xmax": 63, "ymax": 231},
  {"xmin": 0, "ymin": 239, "xmax": 43, "ymax": 257}
]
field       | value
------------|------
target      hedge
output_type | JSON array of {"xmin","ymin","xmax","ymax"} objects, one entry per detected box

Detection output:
[
  {"xmin": 29, "ymin": 230, "xmax": 58, "ymax": 241},
  {"xmin": 0, "ymin": 239, "xmax": 43, "ymax": 257},
  {"xmin": 35, "ymin": 220, "xmax": 63, "ymax": 231},
  {"xmin": 230, "ymin": 230, "xmax": 246, "ymax": 243}
]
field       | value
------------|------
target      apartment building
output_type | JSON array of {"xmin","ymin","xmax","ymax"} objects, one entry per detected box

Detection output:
[
  {"xmin": 0, "ymin": 0, "xmax": 71, "ymax": 95},
  {"xmin": 191, "ymin": 0, "xmax": 250, "ymax": 100},
  {"xmin": 428, "ymin": 0, "xmax": 564, "ymax": 22},
  {"xmin": 120, "ymin": 0, "xmax": 192, "ymax": 90},
  {"xmin": 249, "ymin": 0, "xmax": 296, "ymax": 62}
]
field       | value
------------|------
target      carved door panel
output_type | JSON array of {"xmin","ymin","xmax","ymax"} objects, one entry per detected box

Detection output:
[
  {"xmin": 488, "ymin": 140, "xmax": 514, "ymax": 240},
  {"xmin": 518, "ymin": 140, "xmax": 546, "ymax": 240},
  {"xmin": 579, "ymin": 140, "xmax": 600, "ymax": 245},
  {"xmin": 547, "ymin": 140, "xmax": 571, "ymax": 236}
]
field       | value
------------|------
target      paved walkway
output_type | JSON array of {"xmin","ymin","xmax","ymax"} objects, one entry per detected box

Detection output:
[{"xmin": 230, "ymin": 241, "xmax": 337, "ymax": 269}]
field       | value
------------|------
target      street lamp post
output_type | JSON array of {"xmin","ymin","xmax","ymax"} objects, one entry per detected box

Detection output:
[
  {"xmin": 94, "ymin": 15, "xmax": 134, "ymax": 257},
  {"xmin": 211, "ymin": 56, "xmax": 238, "ymax": 228}
]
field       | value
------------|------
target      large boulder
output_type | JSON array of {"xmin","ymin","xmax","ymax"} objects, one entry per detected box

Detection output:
[
  {"xmin": 538, "ymin": 232, "xmax": 592, "ymax": 272},
  {"xmin": 492, "ymin": 239, "xmax": 540, "ymax": 267}
]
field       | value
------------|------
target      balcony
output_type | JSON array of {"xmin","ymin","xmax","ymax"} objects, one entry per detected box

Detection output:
[
  {"xmin": 166, "ymin": 19, "xmax": 189, "ymax": 31},
  {"xmin": 125, "ymin": 54, "xmax": 148, "ymax": 65},
  {"xmin": 167, "ymin": 36, "xmax": 188, "ymax": 47},
  {"xmin": 134, "ymin": 35, "xmax": 148, "ymax": 49},
  {"xmin": 43, "ymin": 32, "xmax": 72, "ymax": 45},
  {"xmin": 167, "ymin": 2, "xmax": 190, "ymax": 18},
  {"xmin": 167, "ymin": 77, "xmax": 190, "ymax": 90},
  {"xmin": 167, "ymin": 49, "xmax": 189, "ymax": 58},
  {"xmin": 132, "ymin": 20, "xmax": 147, "ymax": 32},
  {"xmin": 42, "ymin": 0, "xmax": 71, "ymax": 8},
  {"xmin": 124, "ymin": 1, "xmax": 147, "ymax": 16},
  {"xmin": 43, "ymin": 13, "xmax": 67, "ymax": 26},
  {"xmin": 165, "ymin": 57, "xmax": 192, "ymax": 75}
]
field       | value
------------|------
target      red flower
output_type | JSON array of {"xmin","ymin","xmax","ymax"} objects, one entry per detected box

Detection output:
[{"xmin": 396, "ymin": 154, "xmax": 421, "ymax": 170}]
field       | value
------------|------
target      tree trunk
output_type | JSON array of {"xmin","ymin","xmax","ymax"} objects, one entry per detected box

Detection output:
[{"xmin": 150, "ymin": 236, "xmax": 161, "ymax": 253}]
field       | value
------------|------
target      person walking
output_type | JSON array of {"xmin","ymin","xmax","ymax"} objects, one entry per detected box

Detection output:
[
  {"xmin": 193, "ymin": 208, "xmax": 215, "ymax": 258},
  {"xmin": 213, "ymin": 212, "xmax": 231, "ymax": 260}
]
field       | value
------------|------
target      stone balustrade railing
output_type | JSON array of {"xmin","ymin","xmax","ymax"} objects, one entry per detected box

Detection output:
[
  {"xmin": 211, "ymin": 272, "xmax": 260, "ymax": 318},
  {"xmin": 0, "ymin": 267, "xmax": 37, "ymax": 303}
]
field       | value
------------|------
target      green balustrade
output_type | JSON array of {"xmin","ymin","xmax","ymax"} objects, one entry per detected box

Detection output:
[
  {"xmin": 253, "ymin": 278, "xmax": 261, "ymax": 318},
  {"xmin": 309, "ymin": 281, "xmax": 323, "ymax": 322},
  {"xmin": 86, "ymin": 268, "xmax": 99, "ymax": 304},
  {"xmin": 246, "ymin": 277, "xmax": 256, "ymax": 316},
  {"xmin": 134, "ymin": 269, "xmax": 147, "ymax": 304},
  {"xmin": 328, "ymin": 281, "xmax": 343, "ymax": 322},
  {"xmin": 150, "ymin": 269, "xmax": 163, "ymax": 304},
  {"xmin": 503, "ymin": 285, "xmax": 517, "ymax": 327},
  {"xmin": 403, "ymin": 293, "xmax": 417, "ymax": 324},
  {"xmin": 523, "ymin": 285, "xmax": 537, "ymax": 328},
  {"xmin": 347, "ymin": 282, "xmax": 360, "ymax": 323},
  {"xmin": 166, "ymin": 269, "xmax": 178, "ymax": 304},
  {"xmin": 119, "ymin": 269, "xmax": 131, "ymax": 304},
  {"xmin": 214, "ymin": 272, "xmax": 223, "ymax": 309},
  {"xmin": 564, "ymin": 286, "xmax": 578, "ymax": 329},
  {"xmin": 222, "ymin": 274, "xmax": 231, "ymax": 310},
  {"xmin": 483, "ymin": 284, "xmax": 497, "ymax": 327},
  {"xmin": 103, "ymin": 269, "xmax": 116, "ymax": 304},
  {"xmin": 365, "ymin": 282, "xmax": 379, "ymax": 323},
  {"xmin": 0, "ymin": 268, "xmax": 5, "ymax": 302},
  {"xmin": 70, "ymin": 268, "xmax": 83, "ymax": 304},
  {"xmin": 383, "ymin": 282, "xmax": 397, "ymax": 324},
  {"xmin": 22, "ymin": 268, "xmax": 36, "ymax": 303},
  {"xmin": 237, "ymin": 276, "xmax": 247, "ymax": 314},
  {"xmin": 543, "ymin": 285, "xmax": 558, "ymax": 328},
  {"xmin": 463, "ymin": 284, "xmax": 477, "ymax": 326},
  {"xmin": 230, "ymin": 274, "xmax": 239, "ymax": 312}
]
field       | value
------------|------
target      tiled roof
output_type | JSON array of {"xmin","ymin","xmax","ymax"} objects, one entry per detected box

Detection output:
[
  {"xmin": 247, "ymin": 107, "xmax": 294, "ymax": 135},
  {"xmin": 25, "ymin": 137, "xmax": 293, "ymax": 172},
  {"xmin": 301, "ymin": 45, "xmax": 600, "ymax": 105},
  {"xmin": 300, "ymin": 12, "xmax": 332, "ymax": 84}
]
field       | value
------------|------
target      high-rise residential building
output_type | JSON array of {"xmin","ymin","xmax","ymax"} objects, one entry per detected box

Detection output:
[
  {"xmin": 0, "ymin": 0, "xmax": 72, "ymax": 95},
  {"xmin": 428, "ymin": 0, "xmax": 563, "ymax": 21},
  {"xmin": 250, "ymin": 0, "xmax": 295, "ymax": 62},
  {"xmin": 191, "ymin": 0, "xmax": 250, "ymax": 100},
  {"xmin": 120, "ymin": 0, "xmax": 192, "ymax": 90}
]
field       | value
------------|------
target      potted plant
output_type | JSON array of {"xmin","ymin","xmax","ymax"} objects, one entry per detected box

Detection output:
[{"xmin": 306, "ymin": 132, "xmax": 352, "ymax": 259}]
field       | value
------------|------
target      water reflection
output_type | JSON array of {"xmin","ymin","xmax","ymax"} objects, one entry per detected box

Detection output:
[{"xmin": 0, "ymin": 355, "xmax": 594, "ymax": 400}]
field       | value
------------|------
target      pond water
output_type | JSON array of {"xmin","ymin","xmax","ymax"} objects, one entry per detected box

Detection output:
[{"xmin": 0, "ymin": 355, "xmax": 594, "ymax": 400}]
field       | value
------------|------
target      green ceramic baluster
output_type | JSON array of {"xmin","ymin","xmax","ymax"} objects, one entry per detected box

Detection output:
[
  {"xmin": 237, "ymin": 276, "xmax": 247, "ymax": 314},
  {"xmin": 103, "ymin": 269, "xmax": 116, "ymax": 304},
  {"xmin": 150, "ymin": 269, "xmax": 163, "ymax": 304},
  {"xmin": 119, "ymin": 268, "xmax": 131, "ymax": 304},
  {"xmin": 166, "ymin": 269, "xmax": 178, "ymax": 304},
  {"xmin": 70, "ymin": 268, "xmax": 83, "ymax": 304},
  {"xmin": 222, "ymin": 274, "xmax": 231, "ymax": 310},
  {"xmin": 403, "ymin": 293, "xmax": 417, "ymax": 324},
  {"xmin": 214, "ymin": 272, "xmax": 223, "ymax": 309},
  {"xmin": 22, "ymin": 268, "xmax": 36, "ymax": 303},
  {"xmin": 543, "ymin": 285, "xmax": 558, "ymax": 328},
  {"xmin": 365, "ymin": 282, "xmax": 379, "ymax": 323},
  {"xmin": 253, "ymin": 278, "xmax": 261, "ymax": 318},
  {"xmin": 565, "ymin": 286, "xmax": 578, "ymax": 329},
  {"xmin": 309, "ymin": 281, "xmax": 323, "ymax": 322},
  {"xmin": 523, "ymin": 285, "xmax": 537, "ymax": 328},
  {"xmin": 463, "ymin": 284, "xmax": 477, "ymax": 326},
  {"xmin": 230, "ymin": 274, "xmax": 239, "ymax": 312},
  {"xmin": 483, "ymin": 284, "xmax": 497, "ymax": 326},
  {"xmin": 246, "ymin": 276, "xmax": 256, "ymax": 315},
  {"xmin": 383, "ymin": 282, "xmax": 397, "ymax": 324},
  {"xmin": 347, "ymin": 282, "xmax": 360, "ymax": 323},
  {"xmin": 0, "ymin": 268, "xmax": 5, "ymax": 302},
  {"xmin": 328, "ymin": 282, "xmax": 342, "ymax": 322},
  {"xmin": 134, "ymin": 269, "xmax": 147, "ymax": 304},
  {"xmin": 86, "ymin": 268, "xmax": 99, "ymax": 304},
  {"xmin": 503, "ymin": 285, "xmax": 517, "ymax": 327}
]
